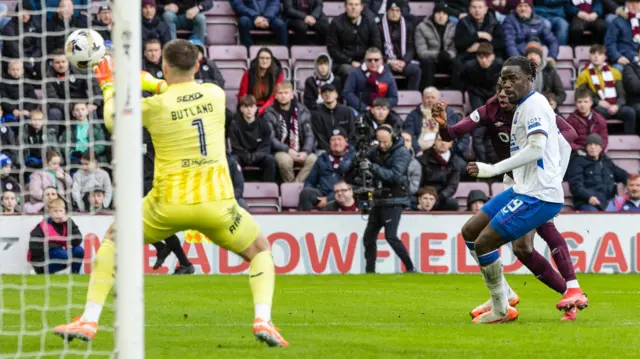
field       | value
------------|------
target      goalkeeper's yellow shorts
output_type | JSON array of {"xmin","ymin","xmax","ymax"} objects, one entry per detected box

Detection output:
[{"xmin": 142, "ymin": 192, "xmax": 260, "ymax": 253}]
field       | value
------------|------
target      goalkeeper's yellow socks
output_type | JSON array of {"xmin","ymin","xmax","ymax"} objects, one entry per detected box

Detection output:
[
  {"xmin": 249, "ymin": 251, "xmax": 275, "ymax": 322},
  {"xmin": 83, "ymin": 238, "xmax": 115, "ymax": 323}
]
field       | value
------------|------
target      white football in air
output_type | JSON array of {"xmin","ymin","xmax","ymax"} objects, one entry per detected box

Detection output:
[{"xmin": 65, "ymin": 29, "xmax": 106, "ymax": 71}]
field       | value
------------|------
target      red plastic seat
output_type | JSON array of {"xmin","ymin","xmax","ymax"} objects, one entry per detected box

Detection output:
[
  {"xmin": 557, "ymin": 68, "xmax": 573, "ymax": 90},
  {"xmin": 558, "ymin": 89, "xmax": 574, "ymax": 117},
  {"xmin": 205, "ymin": 21, "xmax": 238, "ymax": 45},
  {"xmin": 408, "ymin": 2, "xmax": 434, "ymax": 18},
  {"xmin": 453, "ymin": 182, "xmax": 490, "ymax": 208},
  {"xmin": 244, "ymin": 182, "xmax": 280, "ymax": 212},
  {"xmin": 440, "ymin": 90, "xmax": 464, "ymax": 116},
  {"xmin": 291, "ymin": 46, "xmax": 327, "ymax": 69},
  {"xmin": 219, "ymin": 68, "xmax": 245, "ymax": 91},
  {"xmin": 324, "ymin": 2, "xmax": 344, "ymax": 18},
  {"xmin": 280, "ymin": 183, "xmax": 304, "ymax": 210},
  {"xmin": 206, "ymin": 1, "xmax": 236, "ymax": 16},
  {"xmin": 225, "ymin": 91, "xmax": 238, "ymax": 112},
  {"xmin": 208, "ymin": 45, "xmax": 248, "ymax": 68},
  {"xmin": 396, "ymin": 90, "xmax": 421, "ymax": 115},
  {"xmin": 574, "ymin": 46, "xmax": 590, "ymax": 69}
]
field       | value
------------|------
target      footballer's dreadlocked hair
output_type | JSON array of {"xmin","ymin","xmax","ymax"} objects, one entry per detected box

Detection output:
[{"xmin": 504, "ymin": 56, "xmax": 538, "ymax": 81}]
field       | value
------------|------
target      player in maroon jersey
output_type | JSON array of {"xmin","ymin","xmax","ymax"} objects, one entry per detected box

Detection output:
[{"xmin": 432, "ymin": 90, "xmax": 586, "ymax": 321}]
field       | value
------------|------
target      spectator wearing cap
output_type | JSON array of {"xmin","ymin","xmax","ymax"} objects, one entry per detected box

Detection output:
[
  {"xmin": 606, "ymin": 173, "xmax": 640, "ymax": 212},
  {"xmin": 525, "ymin": 42, "xmax": 566, "ymax": 107},
  {"xmin": 415, "ymin": 2, "xmax": 457, "ymax": 88},
  {"xmin": 46, "ymin": 0, "xmax": 89, "ymax": 54},
  {"xmin": 378, "ymin": 1, "xmax": 421, "ymax": 90},
  {"xmin": 604, "ymin": 0, "xmax": 640, "ymax": 71},
  {"xmin": 568, "ymin": 133, "xmax": 628, "ymax": 211},
  {"xmin": 1, "ymin": 154, "xmax": 20, "ymax": 195},
  {"xmin": 142, "ymin": 0, "xmax": 171, "ymax": 46},
  {"xmin": 400, "ymin": 131, "xmax": 422, "ymax": 198},
  {"xmin": 343, "ymin": 47, "xmax": 399, "ymax": 113},
  {"xmin": 229, "ymin": 95, "xmax": 277, "ymax": 183},
  {"xmin": 264, "ymin": 82, "xmax": 317, "ymax": 183},
  {"xmin": 466, "ymin": 189, "xmax": 488, "ymax": 212},
  {"xmin": 71, "ymin": 151, "xmax": 112, "ymax": 212},
  {"xmin": 311, "ymin": 84, "xmax": 356, "ymax": 153},
  {"xmin": 454, "ymin": 0, "xmax": 505, "ymax": 64},
  {"xmin": 623, "ymin": 47, "xmax": 640, "ymax": 121},
  {"xmin": 459, "ymin": 42, "xmax": 503, "ymax": 110},
  {"xmin": 303, "ymin": 53, "xmax": 343, "ymax": 112},
  {"xmin": 568, "ymin": 0, "xmax": 607, "ymax": 45},
  {"xmin": 85, "ymin": 187, "xmax": 110, "ymax": 213},
  {"xmin": 1, "ymin": 0, "xmax": 43, "ymax": 79},
  {"xmin": 327, "ymin": 0, "xmax": 382, "ymax": 81},
  {"xmin": 359, "ymin": 98, "xmax": 403, "ymax": 143},
  {"xmin": 419, "ymin": 134, "xmax": 461, "ymax": 211},
  {"xmin": 299, "ymin": 128, "xmax": 356, "ymax": 210},
  {"xmin": 93, "ymin": 5, "xmax": 113, "ymax": 43},
  {"xmin": 188, "ymin": 39, "xmax": 225, "ymax": 88},
  {"xmin": 576, "ymin": 44, "xmax": 637, "ymax": 134},
  {"xmin": 283, "ymin": 0, "xmax": 330, "ymax": 45},
  {"xmin": 161, "ymin": 0, "xmax": 211, "ymax": 43},
  {"xmin": 566, "ymin": 87, "xmax": 609, "ymax": 151},
  {"xmin": 534, "ymin": 0, "xmax": 569, "ymax": 46},
  {"xmin": 414, "ymin": 186, "xmax": 437, "ymax": 211},
  {"xmin": 230, "ymin": 0, "xmax": 288, "ymax": 47},
  {"xmin": 322, "ymin": 180, "xmax": 358, "ymax": 212},
  {"xmin": 503, "ymin": 0, "xmax": 559, "ymax": 62},
  {"xmin": 363, "ymin": 0, "xmax": 411, "ymax": 24}
]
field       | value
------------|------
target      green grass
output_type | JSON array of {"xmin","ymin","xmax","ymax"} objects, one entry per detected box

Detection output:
[{"xmin": 1, "ymin": 274, "xmax": 639, "ymax": 358}]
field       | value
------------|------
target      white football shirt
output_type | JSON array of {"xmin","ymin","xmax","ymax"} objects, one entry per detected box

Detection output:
[{"xmin": 509, "ymin": 91, "xmax": 564, "ymax": 203}]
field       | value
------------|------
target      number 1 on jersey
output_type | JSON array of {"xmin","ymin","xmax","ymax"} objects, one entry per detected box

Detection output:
[{"xmin": 191, "ymin": 118, "xmax": 207, "ymax": 156}]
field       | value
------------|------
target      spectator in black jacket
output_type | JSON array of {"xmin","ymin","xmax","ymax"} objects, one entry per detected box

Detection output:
[
  {"xmin": 189, "ymin": 38, "xmax": 225, "ymax": 88},
  {"xmin": 311, "ymin": 84, "xmax": 356, "ymax": 152},
  {"xmin": 1, "ymin": 154, "xmax": 20, "ymax": 195},
  {"xmin": 283, "ymin": 0, "xmax": 330, "ymax": 45},
  {"xmin": 92, "ymin": 5, "xmax": 113, "ymax": 44},
  {"xmin": 299, "ymin": 128, "xmax": 355, "ymax": 210},
  {"xmin": 0, "ymin": 60, "xmax": 39, "ymax": 123},
  {"xmin": 327, "ymin": 0, "xmax": 382, "ymax": 80},
  {"xmin": 1, "ymin": 0, "xmax": 43, "ymax": 79},
  {"xmin": 459, "ymin": 42, "xmax": 503, "ymax": 110},
  {"xmin": 22, "ymin": 110, "xmax": 58, "ymax": 170},
  {"xmin": 525, "ymin": 41, "xmax": 566, "ymax": 106},
  {"xmin": 414, "ymin": 186, "xmax": 437, "ymax": 211},
  {"xmin": 229, "ymin": 0, "xmax": 288, "ymax": 47},
  {"xmin": 229, "ymin": 95, "xmax": 276, "ymax": 182},
  {"xmin": 379, "ymin": 1, "xmax": 421, "ymax": 90},
  {"xmin": 46, "ymin": 0, "xmax": 89, "ymax": 54},
  {"xmin": 454, "ymin": 0, "xmax": 505, "ymax": 63},
  {"xmin": 568, "ymin": 134, "xmax": 628, "ymax": 211},
  {"xmin": 363, "ymin": 0, "xmax": 411, "ymax": 23},
  {"xmin": 142, "ymin": 38, "xmax": 164, "ymax": 86},
  {"xmin": 419, "ymin": 134, "xmax": 460, "ymax": 211},
  {"xmin": 321, "ymin": 180, "xmax": 358, "ymax": 211},
  {"xmin": 161, "ymin": 0, "xmax": 212, "ymax": 42},
  {"xmin": 46, "ymin": 49, "xmax": 102, "ymax": 130},
  {"xmin": 264, "ymin": 82, "xmax": 317, "ymax": 182},
  {"xmin": 303, "ymin": 53, "xmax": 342, "ymax": 111},
  {"xmin": 622, "ymin": 47, "xmax": 640, "ymax": 120},
  {"xmin": 142, "ymin": 0, "xmax": 171, "ymax": 46},
  {"xmin": 359, "ymin": 98, "xmax": 403, "ymax": 143}
]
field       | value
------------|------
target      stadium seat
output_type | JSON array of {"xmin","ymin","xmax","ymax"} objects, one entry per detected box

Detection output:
[
  {"xmin": 396, "ymin": 90, "xmax": 421, "ymax": 115},
  {"xmin": 574, "ymin": 45, "xmax": 590, "ymax": 69},
  {"xmin": 558, "ymin": 89, "xmax": 574, "ymax": 117},
  {"xmin": 607, "ymin": 135, "xmax": 640, "ymax": 174},
  {"xmin": 205, "ymin": 21, "xmax": 238, "ymax": 45},
  {"xmin": 557, "ymin": 68, "xmax": 573, "ymax": 90},
  {"xmin": 291, "ymin": 46, "xmax": 327, "ymax": 69},
  {"xmin": 208, "ymin": 45, "xmax": 248, "ymax": 68},
  {"xmin": 219, "ymin": 68, "xmax": 245, "ymax": 90},
  {"xmin": 225, "ymin": 91, "xmax": 238, "ymax": 112},
  {"xmin": 324, "ymin": 2, "xmax": 344, "ymax": 19},
  {"xmin": 562, "ymin": 181, "xmax": 574, "ymax": 211},
  {"xmin": 453, "ymin": 182, "xmax": 490, "ymax": 208},
  {"xmin": 408, "ymin": 2, "xmax": 434, "ymax": 19},
  {"xmin": 295, "ymin": 68, "xmax": 315, "ymax": 91},
  {"xmin": 555, "ymin": 46, "xmax": 574, "ymax": 72},
  {"xmin": 490, "ymin": 182, "xmax": 505, "ymax": 197},
  {"xmin": 281, "ymin": 183, "xmax": 304, "ymax": 210},
  {"xmin": 244, "ymin": 182, "xmax": 281, "ymax": 212},
  {"xmin": 206, "ymin": 1, "xmax": 236, "ymax": 16},
  {"xmin": 612, "ymin": 159, "xmax": 640, "ymax": 175},
  {"xmin": 249, "ymin": 45, "xmax": 291, "ymax": 79},
  {"xmin": 440, "ymin": 90, "xmax": 464, "ymax": 116}
]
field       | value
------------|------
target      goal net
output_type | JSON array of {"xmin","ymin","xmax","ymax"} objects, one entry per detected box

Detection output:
[{"xmin": 0, "ymin": 0, "xmax": 143, "ymax": 357}]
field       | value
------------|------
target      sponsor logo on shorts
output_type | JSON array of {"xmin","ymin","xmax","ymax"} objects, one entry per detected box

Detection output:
[
  {"xmin": 181, "ymin": 158, "xmax": 215, "ymax": 168},
  {"xmin": 228, "ymin": 206, "xmax": 243, "ymax": 234}
]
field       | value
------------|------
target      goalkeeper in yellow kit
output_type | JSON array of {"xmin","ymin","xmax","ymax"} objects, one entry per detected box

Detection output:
[{"xmin": 53, "ymin": 40, "xmax": 288, "ymax": 348}]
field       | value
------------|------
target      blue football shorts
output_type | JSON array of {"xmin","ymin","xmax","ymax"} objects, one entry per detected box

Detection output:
[{"xmin": 481, "ymin": 188, "xmax": 563, "ymax": 242}]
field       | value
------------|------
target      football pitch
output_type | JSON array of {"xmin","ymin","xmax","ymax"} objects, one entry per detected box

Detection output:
[{"xmin": 1, "ymin": 274, "xmax": 639, "ymax": 358}]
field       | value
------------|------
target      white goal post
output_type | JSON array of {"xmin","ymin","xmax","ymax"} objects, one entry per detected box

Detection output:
[{"xmin": 112, "ymin": 0, "xmax": 144, "ymax": 356}]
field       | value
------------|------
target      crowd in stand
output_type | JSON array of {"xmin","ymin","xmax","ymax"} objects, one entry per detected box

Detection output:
[{"xmin": 1, "ymin": 0, "xmax": 640, "ymax": 216}]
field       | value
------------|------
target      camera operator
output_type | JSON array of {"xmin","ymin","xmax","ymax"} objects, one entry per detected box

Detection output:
[
  {"xmin": 359, "ymin": 98, "xmax": 403, "ymax": 143},
  {"xmin": 359, "ymin": 125, "xmax": 416, "ymax": 273}
]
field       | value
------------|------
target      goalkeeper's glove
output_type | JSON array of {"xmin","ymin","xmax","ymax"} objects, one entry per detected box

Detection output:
[{"xmin": 93, "ymin": 55, "xmax": 114, "ymax": 101}]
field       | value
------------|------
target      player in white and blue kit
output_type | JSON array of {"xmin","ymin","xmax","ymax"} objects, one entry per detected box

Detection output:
[{"xmin": 464, "ymin": 57, "xmax": 566, "ymax": 324}]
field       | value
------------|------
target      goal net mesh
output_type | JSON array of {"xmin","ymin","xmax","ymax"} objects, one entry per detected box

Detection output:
[{"xmin": 1, "ymin": 0, "xmax": 116, "ymax": 357}]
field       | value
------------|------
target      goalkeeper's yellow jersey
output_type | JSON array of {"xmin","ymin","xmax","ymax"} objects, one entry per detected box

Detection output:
[{"xmin": 139, "ymin": 81, "xmax": 234, "ymax": 204}]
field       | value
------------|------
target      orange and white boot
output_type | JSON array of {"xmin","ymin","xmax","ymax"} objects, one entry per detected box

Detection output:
[
  {"xmin": 53, "ymin": 316, "xmax": 98, "ymax": 342},
  {"xmin": 470, "ymin": 290, "xmax": 520, "ymax": 318},
  {"xmin": 253, "ymin": 318, "xmax": 289, "ymax": 348},
  {"xmin": 473, "ymin": 306, "xmax": 519, "ymax": 324},
  {"xmin": 560, "ymin": 305, "xmax": 578, "ymax": 321},
  {"xmin": 556, "ymin": 288, "xmax": 588, "ymax": 311}
]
